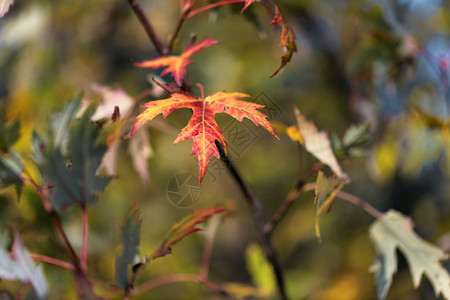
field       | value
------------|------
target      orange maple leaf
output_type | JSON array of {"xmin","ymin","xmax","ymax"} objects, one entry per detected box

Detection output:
[
  {"xmin": 128, "ymin": 91, "xmax": 279, "ymax": 182},
  {"xmin": 241, "ymin": 0, "xmax": 257, "ymax": 13},
  {"xmin": 148, "ymin": 208, "xmax": 226, "ymax": 260},
  {"xmin": 135, "ymin": 38, "xmax": 219, "ymax": 86},
  {"xmin": 270, "ymin": 5, "xmax": 297, "ymax": 77}
]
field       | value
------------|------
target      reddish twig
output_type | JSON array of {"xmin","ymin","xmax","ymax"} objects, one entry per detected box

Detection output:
[
  {"xmin": 133, "ymin": 274, "xmax": 236, "ymax": 299},
  {"xmin": 199, "ymin": 233, "xmax": 214, "ymax": 279},
  {"xmin": 80, "ymin": 204, "xmax": 89, "ymax": 272},
  {"xmin": 336, "ymin": 190, "xmax": 383, "ymax": 219},
  {"xmin": 9, "ymin": 252, "xmax": 75, "ymax": 271},
  {"xmin": 21, "ymin": 173, "xmax": 99, "ymax": 298},
  {"xmin": 29, "ymin": 183, "xmax": 80, "ymax": 269},
  {"xmin": 186, "ymin": 0, "xmax": 245, "ymax": 18},
  {"xmin": 126, "ymin": 0, "xmax": 166, "ymax": 55}
]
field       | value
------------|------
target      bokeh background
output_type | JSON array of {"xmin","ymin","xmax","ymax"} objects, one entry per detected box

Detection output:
[{"xmin": 0, "ymin": 0, "xmax": 449, "ymax": 299}]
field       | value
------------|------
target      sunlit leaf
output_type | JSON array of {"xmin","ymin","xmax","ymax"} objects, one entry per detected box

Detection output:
[
  {"xmin": 147, "ymin": 208, "xmax": 226, "ymax": 260},
  {"xmin": 269, "ymin": 5, "xmax": 297, "ymax": 77},
  {"xmin": 0, "ymin": 230, "xmax": 47, "ymax": 299},
  {"xmin": 294, "ymin": 107, "xmax": 345, "ymax": 178},
  {"xmin": 128, "ymin": 91, "xmax": 278, "ymax": 182},
  {"xmin": 88, "ymin": 83, "xmax": 135, "ymax": 121},
  {"xmin": 246, "ymin": 243, "xmax": 276, "ymax": 297},
  {"xmin": 135, "ymin": 38, "xmax": 219, "ymax": 86},
  {"xmin": 115, "ymin": 201, "xmax": 141, "ymax": 289},
  {"xmin": 0, "ymin": 0, "xmax": 13, "ymax": 18},
  {"xmin": 369, "ymin": 210, "xmax": 450, "ymax": 300},
  {"xmin": 127, "ymin": 129, "xmax": 152, "ymax": 186},
  {"xmin": 314, "ymin": 171, "xmax": 348, "ymax": 241}
]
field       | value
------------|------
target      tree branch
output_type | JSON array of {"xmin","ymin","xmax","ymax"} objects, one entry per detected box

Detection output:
[
  {"xmin": 168, "ymin": 4, "xmax": 193, "ymax": 52},
  {"xmin": 126, "ymin": 0, "xmax": 166, "ymax": 55},
  {"xmin": 186, "ymin": 0, "xmax": 245, "ymax": 19},
  {"xmin": 133, "ymin": 273, "xmax": 236, "ymax": 299},
  {"xmin": 9, "ymin": 252, "xmax": 75, "ymax": 271},
  {"xmin": 265, "ymin": 162, "xmax": 324, "ymax": 234},
  {"xmin": 215, "ymin": 141, "xmax": 288, "ymax": 300},
  {"xmin": 336, "ymin": 190, "xmax": 383, "ymax": 219}
]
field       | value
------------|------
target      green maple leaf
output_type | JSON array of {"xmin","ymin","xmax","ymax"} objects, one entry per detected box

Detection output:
[{"xmin": 369, "ymin": 210, "xmax": 450, "ymax": 300}]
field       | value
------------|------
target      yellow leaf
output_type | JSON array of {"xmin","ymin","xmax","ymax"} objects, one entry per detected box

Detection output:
[
  {"xmin": 294, "ymin": 107, "xmax": 345, "ymax": 178},
  {"xmin": 314, "ymin": 171, "xmax": 348, "ymax": 241}
]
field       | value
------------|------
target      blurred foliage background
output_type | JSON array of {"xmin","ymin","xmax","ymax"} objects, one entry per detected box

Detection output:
[{"xmin": 0, "ymin": 0, "xmax": 449, "ymax": 299}]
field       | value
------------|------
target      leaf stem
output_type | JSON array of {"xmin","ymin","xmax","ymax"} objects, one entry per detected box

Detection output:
[
  {"xmin": 215, "ymin": 141, "xmax": 288, "ymax": 300},
  {"xmin": 126, "ymin": 0, "xmax": 167, "ymax": 55},
  {"xmin": 186, "ymin": 0, "xmax": 245, "ymax": 19},
  {"xmin": 81, "ymin": 204, "xmax": 89, "ymax": 272},
  {"xmin": 265, "ymin": 163, "xmax": 324, "ymax": 234},
  {"xmin": 168, "ymin": 5, "xmax": 192, "ymax": 52},
  {"xmin": 199, "ymin": 226, "xmax": 214, "ymax": 279},
  {"xmin": 30, "ymin": 183, "xmax": 80, "ymax": 269},
  {"xmin": 133, "ymin": 274, "xmax": 236, "ymax": 299},
  {"xmin": 336, "ymin": 190, "xmax": 383, "ymax": 219},
  {"xmin": 9, "ymin": 252, "xmax": 75, "ymax": 271}
]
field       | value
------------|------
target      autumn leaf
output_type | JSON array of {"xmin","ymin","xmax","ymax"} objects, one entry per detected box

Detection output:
[
  {"xmin": 270, "ymin": 5, "xmax": 297, "ymax": 77},
  {"xmin": 135, "ymin": 38, "xmax": 219, "ymax": 86},
  {"xmin": 294, "ymin": 107, "xmax": 345, "ymax": 178},
  {"xmin": 0, "ymin": 0, "xmax": 13, "ymax": 18},
  {"xmin": 314, "ymin": 171, "xmax": 348, "ymax": 241},
  {"xmin": 128, "ymin": 91, "xmax": 278, "ymax": 182},
  {"xmin": 147, "ymin": 208, "xmax": 226, "ymax": 260},
  {"xmin": 0, "ymin": 230, "xmax": 48, "ymax": 298},
  {"xmin": 241, "ymin": 0, "xmax": 257, "ymax": 13}
]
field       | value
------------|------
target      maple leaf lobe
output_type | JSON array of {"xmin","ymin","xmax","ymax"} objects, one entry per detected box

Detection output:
[
  {"xmin": 241, "ymin": 0, "xmax": 257, "ymax": 13},
  {"xmin": 135, "ymin": 38, "xmax": 219, "ymax": 86}
]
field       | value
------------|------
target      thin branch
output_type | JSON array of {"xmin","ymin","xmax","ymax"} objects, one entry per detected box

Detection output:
[
  {"xmin": 9, "ymin": 252, "xmax": 75, "ymax": 271},
  {"xmin": 80, "ymin": 204, "xmax": 89, "ymax": 272},
  {"xmin": 199, "ymin": 230, "xmax": 214, "ymax": 279},
  {"xmin": 133, "ymin": 274, "xmax": 236, "ymax": 299},
  {"xmin": 127, "ymin": 0, "xmax": 166, "ymax": 55},
  {"xmin": 336, "ymin": 190, "xmax": 383, "ymax": 219},
  {"xmin": 30, "ymin": 253, "xmax": 75, "ymax": 271},
  {"xmin": 31, "ymin": 185, "xmax": 80, "ymax": 269},
  {"xmin": 21, "ymin": 174, "xmax": 100, "ymax": 298},
  {"xmin": 215, "ymin": 141, "xmax": 288, "ymax": 300},
  {"xmin": 186, "ymin": 0, "xmax": 245, "ymax": 19},
  {"xmin": 168, "ymin": 5, "xmax": 192, "ymax": 52},
  {"xmin": 265, "ymin": 162, "xmax": 324, "ymax": 234}
]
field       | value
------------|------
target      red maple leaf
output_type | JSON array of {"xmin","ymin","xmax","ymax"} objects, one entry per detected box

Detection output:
[
  {"xmin": 148, "ymin": 208, "xmax": 226, "ymax": 260},
  {"xmin": 135, "ymin": 38, "xmax": 219, "ymax": 86},
  {"xmin": 128, "ymin": 91, "xmax": 279, "ymax": 182},
  {"xmin": 270, "ymin": 5, "xmax": 297, "ymax": 77}
]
